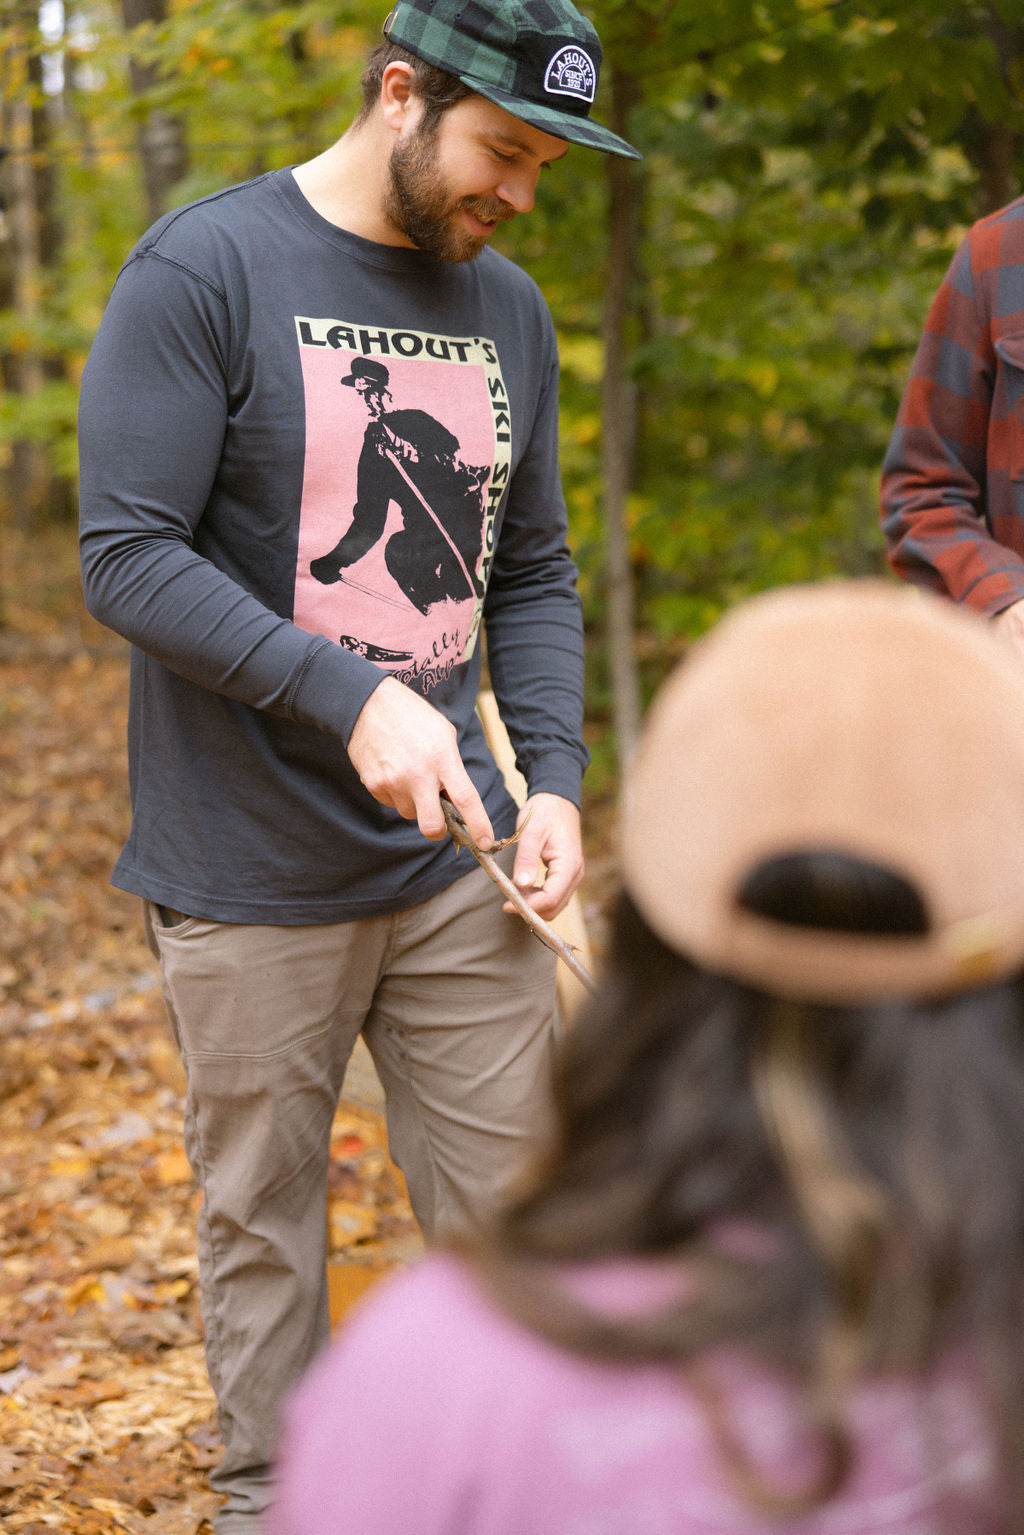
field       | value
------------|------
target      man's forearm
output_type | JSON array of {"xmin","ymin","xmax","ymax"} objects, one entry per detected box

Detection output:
[{"xmin": 484, "ymin": 582, "xmax": 588, "ymax": 806}]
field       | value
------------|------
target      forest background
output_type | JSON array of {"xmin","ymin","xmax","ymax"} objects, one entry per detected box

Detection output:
[
  {"xmin": 1, "ymin": 6, "xmax": 1024, "ymax": 1527},
  {"xmin": 4, "ymin": 0, "xmax": 1024, "ymax": 775}
]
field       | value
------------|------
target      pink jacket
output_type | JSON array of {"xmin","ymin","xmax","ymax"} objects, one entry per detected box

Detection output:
[{"xmin": 267, "ymin": 1254, "xmax": 999, "ymax": 1534}]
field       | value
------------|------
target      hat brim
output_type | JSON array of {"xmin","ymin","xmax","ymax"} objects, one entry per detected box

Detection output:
[
  {"xmin": 456, "ymin": 76, "xmax": 641, "ymax": 160},
  {"xmin": 621, "ymin": 581, "xmax": 1024, "ymax": 1004}
]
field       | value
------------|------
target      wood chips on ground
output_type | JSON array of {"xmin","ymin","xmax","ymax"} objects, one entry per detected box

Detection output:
[{"xmin": 0, "ymin": 597, "xmax": 421, "ymax": 1533}]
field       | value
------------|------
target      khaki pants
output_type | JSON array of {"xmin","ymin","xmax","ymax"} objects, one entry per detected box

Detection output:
[{"xmin": 144, "ymin": 852, "xmax": 558, "ymax": 1533}]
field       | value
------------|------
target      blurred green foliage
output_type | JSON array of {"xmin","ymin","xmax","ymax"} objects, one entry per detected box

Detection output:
[{"xmin": 3, "ymin": 0, "xmax": 1024, "ymax": 693}]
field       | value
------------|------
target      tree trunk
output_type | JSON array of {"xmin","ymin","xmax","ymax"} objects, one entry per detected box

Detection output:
[
  {"xmin": 965, "ymin": 9, "xmax": 1024, "ymax": 216},
  {"xmin": 31, "ymin": 32, "xmax": 75, "ymax": 523},
  {"xmin": 120, "ymin": 0, "xmax": 188, "ymax": 224},
  {"xmin": 600, "ymin": 67, "xmax": 642, "ymax": 773},
  {"xmin": 1, "ymin": 36, "xmax": 48, "ymax": 534},
  {"xmin": 967, "ymin": 114, "xmax": 1018, "ymax": 217}
]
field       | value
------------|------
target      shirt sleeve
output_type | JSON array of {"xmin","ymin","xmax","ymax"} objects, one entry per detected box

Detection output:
[
  {"xmin": 879, "ymin": 229, "xmax": 1024, "ymax": 615},
  {"xmin": 78, "ymin": 251, "xmax": 385, "ymax": 743},
  {"xmin": 483, "ymin": 328, "xmax": 589, "ymax": 807}
]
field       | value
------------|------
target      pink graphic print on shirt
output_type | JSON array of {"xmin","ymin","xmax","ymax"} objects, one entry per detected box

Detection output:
[{"xmin": 292, "ymin": 317, "xmax": 511, "ymax": 693}]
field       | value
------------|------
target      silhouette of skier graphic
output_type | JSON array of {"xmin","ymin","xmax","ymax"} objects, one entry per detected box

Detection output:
[{"xmin": 310, "ymin": 357, "xmax": 491, "ymax": 615}]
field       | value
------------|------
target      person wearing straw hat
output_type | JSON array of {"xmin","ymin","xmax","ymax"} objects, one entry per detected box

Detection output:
[
  {"xmin": 78, "ymin": 4, "xmax": 639, "ymax": 1529},
  {"xmin": 269, "ymin": 580, "xmax": 1019, "ymax": 1534}
]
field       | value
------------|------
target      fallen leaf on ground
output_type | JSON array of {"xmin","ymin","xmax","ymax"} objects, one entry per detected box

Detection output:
[{"xmin": 0, "ymin": 590, "xmax": 423, "ymax": 1535}]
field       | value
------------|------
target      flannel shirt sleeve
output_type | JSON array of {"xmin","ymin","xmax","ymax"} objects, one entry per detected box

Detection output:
[{"xmin": 880, "ymin": 218, "xmax": 1024, "ymax": 617}]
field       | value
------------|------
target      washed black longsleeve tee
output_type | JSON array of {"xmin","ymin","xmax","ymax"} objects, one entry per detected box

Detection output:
[{"xmin": 78, "ymin": 169, "xmax": 587, "ymax": 923}]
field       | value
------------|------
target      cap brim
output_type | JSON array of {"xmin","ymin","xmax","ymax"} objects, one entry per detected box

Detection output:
[
  {"xmin": 621, "ymin": 581, "xmax": 1024, "ymax": 1004},
  {"xmin": 461, "ymin": 77, "xmax": 642, "ymax": 160}
]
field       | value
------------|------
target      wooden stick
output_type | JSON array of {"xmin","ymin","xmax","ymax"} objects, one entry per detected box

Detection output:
[{"xmin": 440, "ymin": 795, "xmax": 598, "ymax": 996}]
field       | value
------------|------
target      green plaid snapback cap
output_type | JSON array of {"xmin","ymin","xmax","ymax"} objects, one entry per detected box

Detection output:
[{"xmin": 382, "ymin": 0, "xmax": 641, "ymax": 159}]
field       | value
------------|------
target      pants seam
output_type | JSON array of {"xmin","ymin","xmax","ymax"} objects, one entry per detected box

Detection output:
[
  {"xmin": 181, "ymin": 1081, "xmax": 231, "ymax": 1435},
  {"xmin": 375, "ymin": 1021, "xmax": 462, "ymax": 1234},
  {"xmin": 181, "ymin": 1017, "xmax": 336, "ymax": 1064}
]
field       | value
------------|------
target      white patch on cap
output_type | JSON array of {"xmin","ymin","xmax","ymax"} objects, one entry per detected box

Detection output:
[{"xmin": 544, "ymin": 45, "xmax": 596, "ymax": 104}]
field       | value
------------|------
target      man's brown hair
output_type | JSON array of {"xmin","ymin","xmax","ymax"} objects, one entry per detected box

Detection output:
[{"xmin": 357, "ymin": 40, "xmax": 474, "ymax": 133}]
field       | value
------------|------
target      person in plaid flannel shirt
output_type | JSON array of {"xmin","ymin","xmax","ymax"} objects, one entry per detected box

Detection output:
[{"xmin": 881, "ymin": 196, "xmax": 1024, "ymax": 659}]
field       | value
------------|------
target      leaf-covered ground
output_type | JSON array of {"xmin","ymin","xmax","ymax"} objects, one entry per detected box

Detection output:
[
  {"xmin": 0, "ymin": 543, "xmax": 420, "ymax": 1532},
  {"xmin": 0, "ymin": 533, "xmax": 616, "ymax": 1533}
]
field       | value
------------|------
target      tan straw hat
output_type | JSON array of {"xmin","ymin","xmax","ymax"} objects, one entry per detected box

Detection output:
[{"xmin": 621, "ymin": 580, "xmax": 1024, "ymax": 1003}]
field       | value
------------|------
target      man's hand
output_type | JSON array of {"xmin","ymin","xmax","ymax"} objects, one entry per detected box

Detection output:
[
  {"xmin": 505, "ymin": 792, "xmax": 583, "ymax": 922},
  {"xmin": 348, "ymin": 677, "xmax": 494, "ymax": 847},
  {"xmin": 993, "ymin": 599, "xmax": 1024, "ymax": 664}
]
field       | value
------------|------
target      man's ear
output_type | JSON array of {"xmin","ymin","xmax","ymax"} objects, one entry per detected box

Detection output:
[{"xmin": 379, "ymin": 62, "xmax": 421, "ymax": 134}]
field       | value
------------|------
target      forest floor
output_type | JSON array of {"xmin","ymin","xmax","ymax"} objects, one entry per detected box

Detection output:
[{"xmin": 0, "ymin": 531, "xmax": 619, "ymax": 1533}]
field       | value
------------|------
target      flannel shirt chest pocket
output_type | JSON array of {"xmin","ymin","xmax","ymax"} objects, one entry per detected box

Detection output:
[{"xmin": 994, "ymin": 333, "xmax": 1024, "ymax": 483}]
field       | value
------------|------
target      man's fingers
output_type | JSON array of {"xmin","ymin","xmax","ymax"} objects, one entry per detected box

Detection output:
[
  {"xmin": 348, "ymin": 678, "xmax": 493, "ymax": 846},
  {"xmin": 441, "ymin": 763, "xmax": 494, "ymax": 849},
  {"xmin": 505, "ymin": 855, "xmax": 578, "ymax": 920},
  {"xmin": 529, "ymin": 861, "xmax": 575, "ymax": 919},
  {"xmin": 503, "ymin": 794, "xmax": 584, "ymax": 921},
  {"xmin": 414, "ymin": 786, "xmax": 448, "ymax": 841},
  {"xmin": 512, "ymin": 820, "xmax": 544, "ymax": 892},
  {"xmin": 501, "ymin": 874, "xmax": 573, "ymax": 921}
]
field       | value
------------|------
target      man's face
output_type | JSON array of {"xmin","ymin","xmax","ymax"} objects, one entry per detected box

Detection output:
[
  {"xmin": 384, "ymin": 95, "xmax": 568, "ymax": 263},
  {"xmin": 353, "ymin": 377, "xmax": 387, "ymax": 415}
]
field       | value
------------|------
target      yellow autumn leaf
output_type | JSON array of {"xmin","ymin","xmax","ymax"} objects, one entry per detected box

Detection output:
[
  {"xmin": 64, "ymin": 1276, "xmax": 106, "ymax": 1312},
  {"xmin": 328, "ymin": 1199, "xmax": 378, "ymax": 1246},
  {"xmin": 327, "ymin": 1262, "xmax": 388, "ymax": 1328},
  {"xmin": 50, "ymin": 1155, "xmax": 92, "ymax": 1178},
  {"xmin": 154, "ymin": 1147, "xmax": 193, "ymax": 1185},
  {"xmin": 150, "ymin": 1278, "xmax": 191, "ymax": 1303}
]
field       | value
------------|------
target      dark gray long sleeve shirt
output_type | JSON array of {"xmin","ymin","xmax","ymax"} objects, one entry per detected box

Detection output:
[{"xmin": 78, "ymin": 168, "xmax": 587, "ymax": 923}]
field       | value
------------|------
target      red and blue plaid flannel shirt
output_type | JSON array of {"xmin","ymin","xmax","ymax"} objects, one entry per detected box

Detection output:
[{"xmin": 881, "ymin": 196, "xmax": 1024, "ymax": 615}]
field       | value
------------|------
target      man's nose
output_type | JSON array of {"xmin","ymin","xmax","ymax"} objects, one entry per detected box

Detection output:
[{"xmin": 495, "ymin": 167, "xmax": 539, "ymax": 215}]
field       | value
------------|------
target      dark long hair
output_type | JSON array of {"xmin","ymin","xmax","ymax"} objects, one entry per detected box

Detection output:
[{"xmin": 471, "ymin": 857, "xmax": 1024, "ymax": 1520}]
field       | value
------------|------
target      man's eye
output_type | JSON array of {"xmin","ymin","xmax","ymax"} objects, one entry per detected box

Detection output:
[{"xmin": 491, "ymin": 149, "xmax": 516, "ymax": 164}]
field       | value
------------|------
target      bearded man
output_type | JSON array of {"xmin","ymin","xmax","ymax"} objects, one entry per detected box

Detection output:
[{"xmin": 77, "ymin": 2, "xmax": 639, "ymax": 1529}]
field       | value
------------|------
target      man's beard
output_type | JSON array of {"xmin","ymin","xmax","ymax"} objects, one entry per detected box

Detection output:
[{"xmin": 384, "ymin": 123, "xmax": 514, "ymax": 263}]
